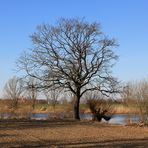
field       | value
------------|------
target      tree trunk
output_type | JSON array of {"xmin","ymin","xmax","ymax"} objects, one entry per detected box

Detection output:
[
  {"xmin": 93, "ymin": 111, "xmax": 111, "ymax": 122},
  {"xmin": 32, "ymin": 98, "xmax": 36, "ymax": 110},
  {"xmin": 93, "ymin": 114, "xmax": 102, "ymax": 122},
  {"xmin": 73, "ymin": 90, "xmax": 81, "ymax": 120}
]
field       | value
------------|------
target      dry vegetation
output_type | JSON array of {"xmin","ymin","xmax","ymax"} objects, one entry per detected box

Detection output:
[
  {"xmin": 0, "ymin": 98, "xmax": 143, "ymax": 115},
  {"xmin": 0, "ymin": 98, "xmax": 140, "ymax": 116},
  {"xmin": 0, "ymin": 119, "xmax": 148, "ymax": 148}
]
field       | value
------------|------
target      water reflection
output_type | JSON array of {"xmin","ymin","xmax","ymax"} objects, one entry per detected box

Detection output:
[
  {"xmin": 109, "ymin": 114, "xmax": 140, "ymax": 124},
  {"xmin": 0, "ymin": 112, "xmax": 143, "ymax": 124}
]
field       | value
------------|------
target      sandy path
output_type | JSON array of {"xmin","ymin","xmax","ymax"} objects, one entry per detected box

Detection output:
[{"xmin": 0, "ymin": 119, "xmax": 148, "ymax": 147}]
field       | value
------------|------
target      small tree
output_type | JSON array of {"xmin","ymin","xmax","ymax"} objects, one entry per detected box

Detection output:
[
  {"xmin": 24, "ymin": 77, "xmax": 38, "ymax": 110},
  {"xmin": 123, "ymin": 80, "xmax": 148, "ymax": 124},
  {"xmin": 17, "ymin": 18, "xmax": 119, "ymax": 120},
  {"xmin": 85, "ymin": 91, "xmax": 113, "ymax": 121},
  {"xmin": 135, "ymin": 80, "xmax": 148, "ymax": 123},
  {"xmin": 122, "ymin": 82, "xmax": 135, "ymax": 107},
  {"xmin": 4, "ymin": 76, "xmax": 24, "ymax": 109},
  {"xmin": 43, "ymin": 87, "xmax": 61, "ymax": 112}
]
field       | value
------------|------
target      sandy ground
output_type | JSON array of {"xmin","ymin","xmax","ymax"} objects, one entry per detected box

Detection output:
[{"xmin": 0, "ymin": 119, "xmax": 148, "ymax": 148}]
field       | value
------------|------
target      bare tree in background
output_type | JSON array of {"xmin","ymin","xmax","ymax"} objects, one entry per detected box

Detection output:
[
  {"xmin": 122, "ymin": 82, "xmax": 135, "ymax": 106},
  {"xmin": 24, "ymin": 77, "xmax": 38, "ymax": 110},
  {"xmin": 4, "ymin": 76, "xmax": 24, "ymax": 109},
  {"xmin": 123, "ymin": 80, "xmax": 148, "ymax": 124},
  {"xmin": 134, "ymin": 80, "xmax": 148, "ymax": 123},
  {"xmin": 17, "ymin": 18, "xmax": 119, "ymax": 120},
  {"xmin": 44, "ymin": 87, "xmax": 61, "ymax": 112}
]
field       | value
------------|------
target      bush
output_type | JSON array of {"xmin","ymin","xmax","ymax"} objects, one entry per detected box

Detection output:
[{"xmin": 85, "ymin": 91, "xmax": 113, "ymax": 122}]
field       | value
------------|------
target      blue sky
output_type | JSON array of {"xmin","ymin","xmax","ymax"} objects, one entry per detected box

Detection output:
[{"xmin": 0, "ymin": 0, "xmax": 148, "ymax": 97}]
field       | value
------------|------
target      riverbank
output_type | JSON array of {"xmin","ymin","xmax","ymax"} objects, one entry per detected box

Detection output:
[
  {"xmin": 0, "ymin": 99, "xmax": 140, "ymax": 115},
  {"xmin": 0, "ymin": 119, "xmax": 148, "ymax": 147},
  {"xmin": 0, "ymin": 104, "xmax": 140, "ymax": 115}
]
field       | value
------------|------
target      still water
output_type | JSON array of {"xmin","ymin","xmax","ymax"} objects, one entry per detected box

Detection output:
[
  {"xmin": 80, "ymin": 113, "xmax": 140, "ymax": 124},
  {"xmin": 109, "ymin": 114, "xmax": 140, "ymax": 124},
  {"xmin": 0, "ymin": 112, "xmax": 142, "ymax": 124}
]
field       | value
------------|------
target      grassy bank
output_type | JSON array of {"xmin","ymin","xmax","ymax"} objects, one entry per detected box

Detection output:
[
  {"xmin": 112, "ymin": 104, "xmax": 139, "ymax": 114},
  {"xmin": 0, "ymin": 99, "xmax": 140, "ymax": 114}
]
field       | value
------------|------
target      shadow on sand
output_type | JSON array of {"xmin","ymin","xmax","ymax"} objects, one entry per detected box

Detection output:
[
  {"xmin": 0, "ymin": 137, "xmax": 148, "ymax": 148},
  {"xmin": 0, "ymin": 119, "xmax": 103, "ymax": 130},
  {"xmin": 0, "ymin": 119, "xmax": 148, "ymax": 147}
]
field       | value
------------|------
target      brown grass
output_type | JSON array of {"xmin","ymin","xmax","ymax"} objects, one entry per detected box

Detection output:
[
  {"xmin": 0, "ymin": 99, "xmax": 140, "ymax": 115},
  {"xmin": 0, "ymin": 119, "xmax": 148, "ymax": 147}
]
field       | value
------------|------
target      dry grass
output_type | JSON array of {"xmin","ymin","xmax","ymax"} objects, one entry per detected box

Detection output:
[
  {"xmin": 113, "ymin": 104, "xmax": 139, "ymax": 114},
  {"xmin": 0, "ymin": 99, "xmax": 140, "ymax": 114},
  {"xmin": 0, "ymin": 119, "xmax": 148, "ymax": 147}
]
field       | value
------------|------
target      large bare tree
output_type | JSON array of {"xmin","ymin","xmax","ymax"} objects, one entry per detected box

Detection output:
[{"xmin": 17, "ymin": 18, "xmax": 119, "ymax": 119}]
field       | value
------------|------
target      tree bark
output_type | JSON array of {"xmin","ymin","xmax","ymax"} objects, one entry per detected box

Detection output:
[
  {"xmin": 73, "ymin": 89, "xmax": 81, "ymax": 120},
  {"xmin": 93, "ymin": 114, "xmax": 102, "ymax": 122},
  {"xmin": 32, "ymin": 98, "xmax": 36, "ymax": 110}
]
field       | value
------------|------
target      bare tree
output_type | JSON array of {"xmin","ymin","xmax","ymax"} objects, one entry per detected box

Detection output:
[
  {"xmin": 17, "ymin": 18, "xmax": 119, "ymax": 120},
  {"xmin": 3, "ymin": 76, "xmax": 24, "ymax": 109},
  {"xmin": 134, "ymin": 80, "xmax": 148, "ymax": 123},
  {"xmin": 123, "ymin": 80, "xmax": 148, "ymax": 124},
  {"xmin": 24, "ymin": 77, "xmax": 38, "ymax": 110},
  {"xmin": 43, "ymin": 87, "xmax": 61, "ymax": 112},
  {"xmin": 122, "ymin": 82, "xmax": 135, "ymax": 106}
]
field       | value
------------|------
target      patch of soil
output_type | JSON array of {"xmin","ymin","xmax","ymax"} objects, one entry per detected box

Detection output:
[{"xmin": 0, "ymin": 119, "xmax": 148, "ymax": 147}]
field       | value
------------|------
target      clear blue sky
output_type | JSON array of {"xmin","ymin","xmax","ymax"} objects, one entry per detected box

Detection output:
[{"xmin": 0, "ymin": 0, "xmax": 148, "ymax": 97}]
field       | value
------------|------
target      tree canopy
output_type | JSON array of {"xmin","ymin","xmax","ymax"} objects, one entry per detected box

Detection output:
[{"xmin": 17, "ymin": 18, "xmax": 119, "ymax": 119}]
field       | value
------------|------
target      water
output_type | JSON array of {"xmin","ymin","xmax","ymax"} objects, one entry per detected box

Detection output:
[
  {"xmin": 109, "ymin": 114, "xmax": 140, "ymax": 124},
  {"xmin": 31, "ymin": 113, "xmax": 49, "ymax": 120},
  {"xmin": 80, "ymin": 113, "xmax": 141, "ymax": 124},
  {"xmin": 0, "ymin": 112, "xmax": 143, "ymax": 124},
  {"xmin": 80, "ymin": 113, "xmax": 92, "ymax": 120}
]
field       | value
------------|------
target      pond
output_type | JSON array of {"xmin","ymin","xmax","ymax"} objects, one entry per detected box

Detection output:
[
  {"xmin": 80, "ymin": 113, "xmax": 141, "ymax": 124},
  {"xmin": 109, "ymin": 114, "xmax": 140, "ymax": 124},
  {"xmin": 0, "ymin": 112, "xmax": 144, "ymax": 124}
]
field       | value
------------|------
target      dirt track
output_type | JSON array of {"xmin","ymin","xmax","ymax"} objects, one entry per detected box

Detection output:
[{"xmin": 0, "ymin": 119, "xmax": 148, "ymax": 148}]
